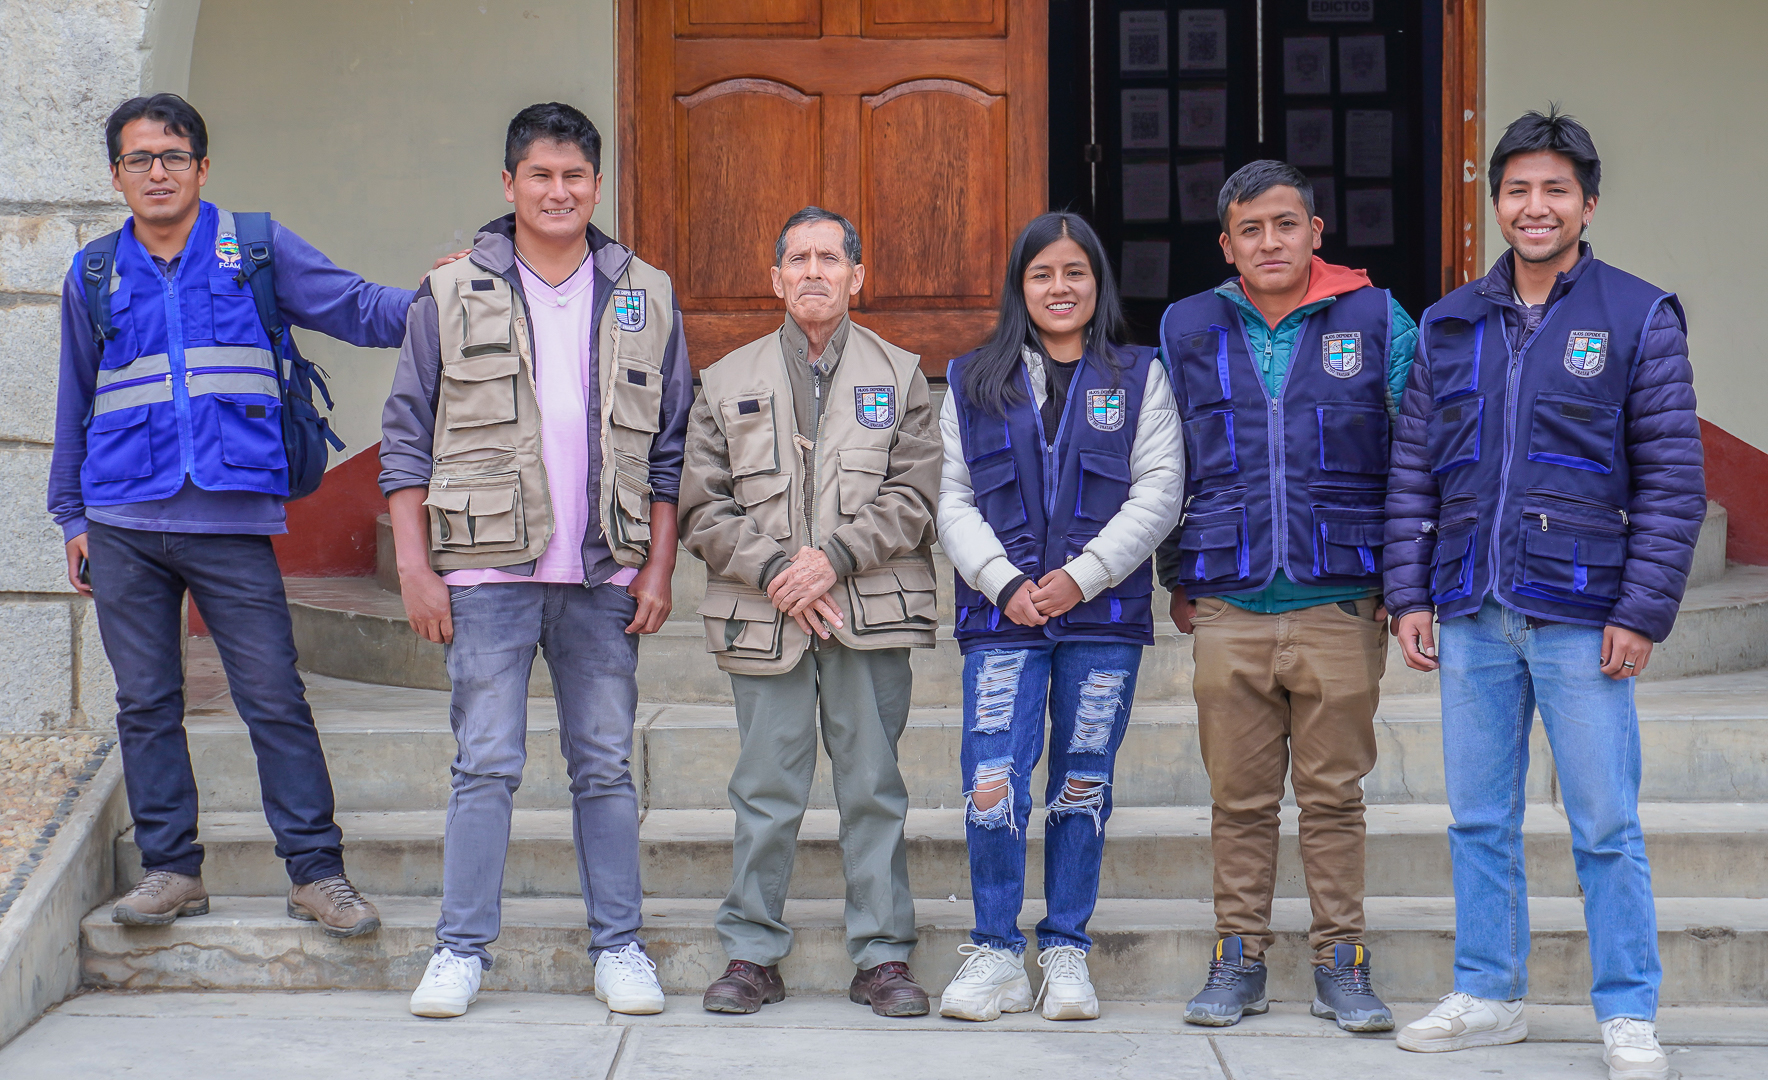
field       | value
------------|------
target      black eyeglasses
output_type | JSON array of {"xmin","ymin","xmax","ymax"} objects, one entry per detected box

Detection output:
[{"xmin": 115, "ymin": 150, "xmax": 196, "ymax": 173}]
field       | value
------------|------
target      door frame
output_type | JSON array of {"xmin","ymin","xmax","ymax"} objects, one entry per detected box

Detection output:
[{"xmin": 1441, "ymin": 0, "xmax": 1485, "ymax": 295}]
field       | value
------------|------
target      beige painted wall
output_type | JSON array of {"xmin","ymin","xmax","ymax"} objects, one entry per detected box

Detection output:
[
  {"xmin": 187, "ymin": 0, "xmax": 619, "ymax": 457},
  {"xmin": 1484, "ymin": 0, "xmax": 1768, "ymax": 450}
]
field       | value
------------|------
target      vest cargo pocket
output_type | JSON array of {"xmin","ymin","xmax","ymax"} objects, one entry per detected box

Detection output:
[
  {"xmin": 458, "ymin": 277, "xmax": 514, "ymax": 354},
  {"xmin": 719, "ymin": 392, "xmax": 781, "ymax": 478},
  {"xmin": 85, "ymin": 405, "xmax": 154, "ymax": 482},
  {"xmin": 1513, "ymin": 505, "xmax": 1626, "ymax": 607},
  {"xmin": 837, "ymin": 445, "xmax": 889, "ymax": 516},
  {"xmin": 1076, "ymin": 448, "xmax": 1132, "ymax": 522},
  {"xmin": 1526, "ymin": 391, "xmax": 1622, "ymax": 474},
  {"xmin": 215, "ymin": 396, "xmax": 285, "ymax": 470},
  {"xmin": 849, "ymin": 563, "xmax": 939, "ymax": 632},
  {"xmin": 1175, "ymin": 505, "xmax": 1248, "ymax": 583},
  {"xmin": 442, "ymin": 352, "xmax": 521, "ymax": 429},
  {"xmin": 734, "ymin": 470, "xmax": 795, "ymax": 541},
  {"xmin": 99, "ymin": 283, "xmax": 136, "ymax": 366},
  {"xmin": 1311, "ymin": 507, "xmax": 1385, "ymax": 577},
  {"xmin": 1430, "ymin": 517, "xmax": 1478, "ymax": 603},
  {"xmin": 612, "ymin": 456, "xmax": 653, "ymax": 546},
  {"xmin": 208, "ymin": 273, "xmax": 262, "ymax": 346},
  {"xmin": 1429, "ymin": 394, "xmax": 1484, "ymax": 474},
  {"xmin": 425, "ymin": 473, "xmax": 524, "ymax": 552},
  {"xmin": 1182, "ymin": 409, "xmax": 1238, "ymax": 479},
  {"xmin": 610, "ymin": 359, "xmax": 663, "ymax": 435},
  {"xmin": 1174, "ymin": 325, "xmax": 1232, "ymax": 406},
  {"xmin": 1316, "ymin": 402, "xmax": 1390, "ymax": 474},
  {"xmin": 968, "ymin": 453, "xmax": 1027, "ymax": 532},
  {"xmin": 1426, "ymin": 315, "xmax": 1483, "ymax": 401},
  {"xmin": 696, "ymin": 587, "xmax": 784, "ymax": 659}
]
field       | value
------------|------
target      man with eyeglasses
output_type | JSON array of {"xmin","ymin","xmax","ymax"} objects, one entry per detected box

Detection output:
[{"xmin": 47, "ymin": 93, "xmax": 419, "ymax": 935}]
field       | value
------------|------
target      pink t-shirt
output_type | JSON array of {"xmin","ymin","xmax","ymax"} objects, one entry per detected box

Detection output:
[{"xmin": 444, "ymin": 255, "xmax": 637, "ymax": 588}]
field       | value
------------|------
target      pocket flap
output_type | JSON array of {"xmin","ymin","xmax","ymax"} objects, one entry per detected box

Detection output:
[
  {"xmin": 731, "ymin": 594, "xmax": 780, "ymax": 621},
  {"xmin": 854, "ymin": 570, "xmax": 904, "ymax": 595},
  {"xmin": 426, "ymin": 487, "xmax": 469, "ymax": 512},
  {"xmin": 446, "ymin": 352, "xmax": 521, "ymax": 383},
  {"xmin": 695, "ymin": 592, "xmax": 739, "ymax": 619},
  {"xmin": 734, "ymin": 470, "xmax": 793, "ymax": 505},
  {"xmin": 90, "ymin": 404, "xmax": 150, "ymax": 432},
  {"xmin": 838, "ymin": 446, "xmax": 890, "ymax": 476},
  {"xmin": 1577, "ymin": 535, "xmax": 1627, "ymax": 566},
  {"xmin": 1320, "ymin": 517, "xmax": 1385, "ymax": 546},
  {"xmin": 1183, "ymin": 524, "xmax": 1242, "ymax": 551},
  {"xmin": 1078, "ymin": 447, "xmax": 1132, "ymax": 482},
  {"xmin": 1436, "ymin": 524, "xmax": 1476, "ymax": 561},
  {"xmin": 968, "ymin": 454, "xmax": 1017, "ymax": 494},
  {"xmin": 891, "ymin": 563, "xmax": 937, "ymax": 592},
  {"xmin": 468, "ymin": 486, "xmax": 514, "ymax": 515}
]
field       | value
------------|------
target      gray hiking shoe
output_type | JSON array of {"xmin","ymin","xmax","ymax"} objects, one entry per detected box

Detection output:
[
  {"xmin": 113, "ymin": 870, "xmax": 209, "ymax": 925},
  {"xmin": 1184, "ymin": 936, "xmax": 1269, "ymax": 1027},
  {"xmin": 288, "ymin": 873, "xmax": 381, "ymax": 938}
]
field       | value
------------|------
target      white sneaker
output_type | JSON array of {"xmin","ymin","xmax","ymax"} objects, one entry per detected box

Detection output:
[
  {"xmin": 938, "ymin": 943, "xmax": 1034, "ymax": 1021},
  {"xmin": 1397, "ymin": 992, "xmax": 1528, "ymax": 1052},
  {"xmin": 1602, "ymin": 1018, "xmax": 1669, "ymax": 1080},
  {"xmin": 1036, "ymin": 944, "xmax": 1099, "ymax": 1021},
  {"xmin": 409, "ymin": 947, "xmax": 482, "ymax": 1018},
  {"xmin": 594, "ymin": 942, "xmax": 665, "ymax": 1015}
]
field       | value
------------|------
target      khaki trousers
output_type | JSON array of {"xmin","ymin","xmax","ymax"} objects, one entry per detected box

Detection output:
[{"xmin": 1190, "ymin": 595, "xmax": 1385, "ymax": 962}]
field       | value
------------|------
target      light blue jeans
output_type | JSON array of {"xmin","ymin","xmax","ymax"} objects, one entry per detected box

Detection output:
[{"xmin": 1438, "ymin": 599, "xmax": 1659, "ymax": 1021}]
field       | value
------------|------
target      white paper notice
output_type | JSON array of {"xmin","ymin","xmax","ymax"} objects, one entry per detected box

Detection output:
[
  {"xmin": 1177, "ymin": 10, "xmax": 1229, "ymax": 72},
  {"xmin": 1176, "ymin": 88, "xmax": 1228, "ymax": 149},
  {"xmin": 1346, "ymin": 188, "xmax": 1394, "ymax": 247},
  {"xmin": 1311, "ymin": 175, "xmax": 1338, "ymax": 234},
  {"xmin": 1344, "ymin": 109, "xmax": 1392, "ymax": 178},
  {"xmin": 1339, "ymin": 35, "xmax": 1386, "ymax": 93},
  {"xmin": 1283, "ymin": 37, "xmax": 1331, "ymax": 95},
  {"xmin": 1121, "ymin": 89, "xmax": 1169, "ymax": 150},
  {"xmin": 1286, "ymin": 108, "xmax": 1334, "ymax": 167},
  {"xmin": 1120, "ymin": 11, "xmax": 1168, "ymax": 74},
  {"xmin": 1176, "ymin": 159, "xmax": 1226, "ymax": 224},
  {"xmin": 1120, "ymin": 241, "xmax": 1171, "ymax": 299},
  {"xmin": 1123, "ymin": 162, "xmax": 1171, "ymax": 221}
]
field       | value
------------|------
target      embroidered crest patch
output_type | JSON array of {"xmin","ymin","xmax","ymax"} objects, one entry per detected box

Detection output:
[
  {"xmin": 1563, "ymin": 330, "xmax": 1608, "ymax": 377},
  {"xmin": 612, "ymin": 288, "xmax": 646, "ymax": 332},
  {"xmin": 1322, "ymin": 332, "xmax": 1363, "ymax": 378},
  {"xmin": 1086, "ymin": 388, "xmax": 1126, "ymax": 431},
  {"xmin": 215, "ymin": 230, "xmax": 241, "ymax": 272},
  {"xmin": 855, "ymin": 386, "xmax": 895, "ymax": 429}
]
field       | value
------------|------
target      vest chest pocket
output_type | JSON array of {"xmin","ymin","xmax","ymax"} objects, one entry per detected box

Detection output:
[
  {"xmin": 1175, "ymin": 504, "xmax": 1248, "ymax": 583},
  {"xmin": 1172, "ymin": 326, "xmax": 1231, "ymax": 406},
  {"xmin": 1311, "ymin": 507, "xmax": 1384, "ymax": 577},
  {"xmin": 1075, "ymin": 447, "xmax": 1132, "ymax": 522},
  {"xmin": 735, "ymin": 470, "xmax": 795, "ymax": 541},
  {"xmin": 1425, "ymin": 315, "xmax": 1482, "ymax": 401},
  {"xmin": 849, "ymin": 563, "xmax": 938, "ymax": 632},
  {"xmin": 838, "ymin": 446, "xmax": 889, "ymax": 516},
  {"xmin": 84, "ymin": 405, "xmax": 154, "ymax": 482},
  {"xmin": 425, "ymin": 473, "xmax": 525, "ymax": 552},
  {"xmin": 719, "ymin": 392, "xmax": 781, "ymax": 479},
  {"xmin": 1431, "ymin": 508, "xmax": 1478, "ymax": 603},
  {"xmin": 1526, "ymin": 391, "xmax": 1622, "ymax": 474},
  {"xmin": 609, "ymin": 358, "xmax": 663, "ymax": 437},
  {"xmin": 1182, "ymin": 409, "xmax": 1238, "ymax": 479},
  {"xmin": 967, "ymin": 454, "xmax": 1027, "ymax": 533},
  {"xmin": 1513, "ymin": 502, "xmax": 1627, "ymax": 607},
  {"xmin": 1316, "ymin": 402, "xmax": 1390, "ymax": 474},
  {"xmin": 442, "ymin": 352, "xmax": 521, "ymax": 430},
  {"xmin": 208, "ymin": 274, "xmax": 261, "ymax": 346},
  {"xmin": 1429, "ymin": 395, "xmax": 1484, "ymax": 474},
  {"xmin": 697, "ymin": 586, "xmax": 784, "ymax": 660}
]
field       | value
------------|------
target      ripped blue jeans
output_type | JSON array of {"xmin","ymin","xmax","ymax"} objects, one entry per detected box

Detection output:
[{"xmin": 960, "ymin": 640, "xmax": 1142, "ymax": 952}]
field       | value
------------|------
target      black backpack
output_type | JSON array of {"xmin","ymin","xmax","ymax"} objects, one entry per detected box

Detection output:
[{"xmin": 79, "ymin": 212, "xmax": 344, "ymax": 500}]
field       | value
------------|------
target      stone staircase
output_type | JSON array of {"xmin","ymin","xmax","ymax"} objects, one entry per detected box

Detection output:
[{"xmin": 79, "ymin": 503, "xmax": 1768, "ymax": 1005}]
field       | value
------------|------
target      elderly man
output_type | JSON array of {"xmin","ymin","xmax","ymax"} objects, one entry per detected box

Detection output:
[{"xmin": 680, "ymin": 206, "xmax": 941, "ymax": 1017}]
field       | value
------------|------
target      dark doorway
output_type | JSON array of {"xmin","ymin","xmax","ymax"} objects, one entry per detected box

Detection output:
[{"xmin": 1050, "ymin": 0, "xmax": 1443, "ymax": 342}]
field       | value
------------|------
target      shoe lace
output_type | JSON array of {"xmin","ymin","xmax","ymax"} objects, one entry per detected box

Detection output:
[
  {"xmin": 1430, "ymin": 991, "xmax": 1481, "ymax": 1018},
  {"xmin": 124, "ymin": 871, "xmax": 174, "ymax": 899},
  {"xmin": 1606, "ymin": 1018, "xmax": 1660, "ymax": 1051},
  {"xmin": 430, "ymin": 949, "xmax": 477, "ymax": 991},
  {"xmin": 1328, "ymin": 960, "xmax": 1375, "ymax": 996},
  {"xmin": 1202, "ymin": 956, "xmax": 1249, "ymax": 991},
  {"xmin": 313, "ymin": 874, "xmax": 369, "ymax": 911},
  {"xmin": 953, "ymin": 943, "xmax": 1014, "ymax": 982},
  {"xmin": 1035, "ymin": 946, "xmax": 1088, "ymax": 1006},
  {"xmin": 601, "ymin": 943, "xmax": 657, "ymax": 981}
]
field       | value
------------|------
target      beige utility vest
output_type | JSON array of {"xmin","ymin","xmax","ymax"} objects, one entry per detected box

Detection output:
[
  {"xmin": 696, "ymin": 323, "xmax": 938, "ymax": 676},
  {"xmin": 422, "ymin": 252, "xmax": 676, "ymax": 573}
]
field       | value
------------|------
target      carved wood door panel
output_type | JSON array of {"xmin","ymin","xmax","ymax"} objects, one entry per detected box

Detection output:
[{"xmin": 622, "ymin": 0, "xmax": 1047, "ymax": 372}]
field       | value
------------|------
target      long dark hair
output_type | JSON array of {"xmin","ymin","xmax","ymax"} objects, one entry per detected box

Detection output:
[{"xmin": 962, "ymin": 212, "xmax": 1128, "ymax": 418}]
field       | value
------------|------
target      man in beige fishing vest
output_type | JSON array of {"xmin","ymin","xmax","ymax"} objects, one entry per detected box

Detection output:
[
  {"xmin": 681, "ymin": 207, "xmax": 941, "ymax": 1017},
  {"xmin": 380, "ymin": 103, "xmax": 690, "ymax": 1018}
]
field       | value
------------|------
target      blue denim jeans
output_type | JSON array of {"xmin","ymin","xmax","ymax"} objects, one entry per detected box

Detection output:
[
  {"xmin": 436, "ymin": 581, "xmax": 644, "ymax": 966},
  {"xmin": 1438, "ymin": 599, "xmax": 1659, "ymax": 1021},
  {"xmin": 960, "ymin": 639, "xmax": 1142, "ymax": 952}
]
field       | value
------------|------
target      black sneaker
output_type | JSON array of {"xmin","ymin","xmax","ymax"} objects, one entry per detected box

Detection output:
[
  {"xmin": 1184, "ymin": 936, "xmax": 1268, "ymax": 1027},
  {"xmin": 1311, "ymin": 943, "xmax": 1394, "ymax": 1032}
]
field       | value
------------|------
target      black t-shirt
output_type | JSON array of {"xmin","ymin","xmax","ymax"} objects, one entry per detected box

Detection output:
[{"xmin": 1041, "ymin": 356, "xmax": 1081, "ymax": 442}]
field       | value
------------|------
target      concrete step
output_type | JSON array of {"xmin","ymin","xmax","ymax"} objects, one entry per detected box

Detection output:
[
  {"xmin": 115, "ymin": 803, "xmax": 1768, "ymax": 901},
  {"xmin": 183, "ymin": 668, "xmax": 1768, "ymax": 812},
  {"xmin": 79, "ymin": 893, "xmax": 1768, "ymax": 1005},
  {"xmin": 285, "ymin": 564, "xmax": 1768, "ymax": 704}
]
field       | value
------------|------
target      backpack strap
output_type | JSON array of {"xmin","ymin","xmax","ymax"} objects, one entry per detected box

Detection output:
[
  {"xmin": 79, "ymin": 230, "xmax": 122, "ymax": 348},
  {"xmin": 228, "ymin": 211, "xmax": 285, "ymax": 349}
]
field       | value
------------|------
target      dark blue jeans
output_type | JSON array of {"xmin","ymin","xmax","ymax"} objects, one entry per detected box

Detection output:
[
  {"xmin": 86, "ymin": 522, "xmax": 343, "ymax": 884},
  {"xmin": 959, "ymin": 639, "xmax": 1142, "ymax": 952}
]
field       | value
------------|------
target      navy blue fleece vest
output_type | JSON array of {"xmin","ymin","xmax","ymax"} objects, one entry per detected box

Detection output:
[
  {"xmin": 946, "ymin": 344, "xmax": 1158, "ymax": 651},
  {"xmin": 1159, "ymin": 285, "xmax": 1393, "ymax": 597},
  {"xmin": 1420, "ymin": 260, "xmax": 1673, "ymax": 626}
]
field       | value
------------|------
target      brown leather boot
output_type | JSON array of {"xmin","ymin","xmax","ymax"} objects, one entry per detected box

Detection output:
[
  {"xmin": 703, "ymin": 960, "xmax": 786, "ymax": 1014},
  {"xmin": 850, "ymin": 961, "xmax": 930, "ymax": 1017},
  {"xmin": 288, "ymin": 874, "xmax": 381, "ymax": 938},
  {"xmin": 112, "ymin": 870, "xmax": 208, "ymax": 925}
]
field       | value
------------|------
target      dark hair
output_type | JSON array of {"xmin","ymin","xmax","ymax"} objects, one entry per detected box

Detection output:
[
  {"xmin": 775, "ymin": 206, "xmax": 862, "ymax": 266},
  {"xmin": 1488, "ymin": 106, "xmax": 1601, "ymax": 202},
  {"xmin": 105, "ymin": 93, "xmax": 208, "ymax": 164},
  {"xmin": 1216, "ymin": 159, "xmax": 1314, "ymax": 231},
  {"xmin": 962, "ymin": 212, "xmax": 1128, "ymax": 419},
  {"xmin": 505, "ymin": 102, "xmax": 601, "ymax": 176}
]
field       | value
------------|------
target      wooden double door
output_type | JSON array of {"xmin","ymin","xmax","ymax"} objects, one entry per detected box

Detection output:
[{"xmin": 620, "ymin": 0, "xmax": 1048, "ymax": 372}]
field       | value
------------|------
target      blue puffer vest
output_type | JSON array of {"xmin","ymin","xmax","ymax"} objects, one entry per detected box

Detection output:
[
  {"xmin": 80, "ymin": 202, "xmax": 289, "ymax": 504},
  {"xmin": 1418, "ymin": 260, "xmax": 1674, "ymax": 625},
  {"xmin": 1159, "ymin": 284, "xmax": 1393, "ymax": 596},
  {"xmin": 946, "ymin": 344, "xmax": 1158, "ymax": 651}
]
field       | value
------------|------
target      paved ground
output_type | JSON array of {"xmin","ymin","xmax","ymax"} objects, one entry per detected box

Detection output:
[
  {"xmin": 0, "ymin": 735, "xmax": 111, "ymax": 921},
  {"xmin": 1, "ymin": 991, "xmax": 1762, "ymax": 1078}
]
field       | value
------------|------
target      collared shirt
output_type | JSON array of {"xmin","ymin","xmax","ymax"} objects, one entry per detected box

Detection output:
[{"xmin": 445, "ymin": 253, "xmax": 635, "ymax": 588}]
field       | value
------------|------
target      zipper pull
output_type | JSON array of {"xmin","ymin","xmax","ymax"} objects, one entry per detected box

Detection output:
[
  {"xmin": 1620, "ymin": 508, "xmax": 1630, "ymax": 526},
  {"xmin": 1539, "ymin": 513, "xmax": 1549, "ymax": 532}
]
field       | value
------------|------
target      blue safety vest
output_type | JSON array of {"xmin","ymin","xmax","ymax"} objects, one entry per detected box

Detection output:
[
  {"xmin": 1419, "ymin": 260, "xmax": 1674, "ymax": 625},
  {"xmin": 80, "ymin": 202, "xmax": 292, "ymax": 504},
  {"xmin": 1159, "ymin": 284, "xmax": 1394, "ymax": 596},
  {"xmin": 946, "ymin": 344, "xmax": 1158, "ymax": 651}
]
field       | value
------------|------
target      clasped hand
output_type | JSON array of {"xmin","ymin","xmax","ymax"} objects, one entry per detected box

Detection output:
[
  {"xmin": 1001, "ymin": 568, "xmax": 1083, "ymax": 627},
  {"xmin": 766, "ymin": 546, "xmax": 845, "ymax": 639}
]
